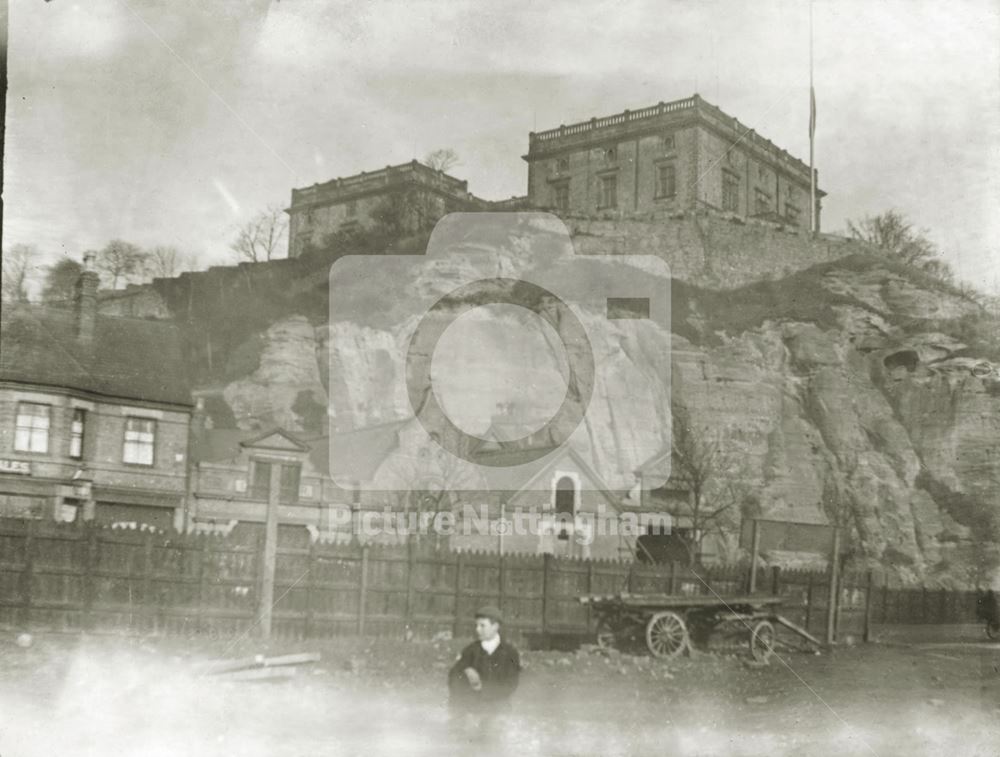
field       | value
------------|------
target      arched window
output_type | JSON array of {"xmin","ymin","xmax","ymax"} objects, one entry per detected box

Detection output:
[{"xmin": 555, "ymin": 476, "xmax": 576, "ymax": 541}]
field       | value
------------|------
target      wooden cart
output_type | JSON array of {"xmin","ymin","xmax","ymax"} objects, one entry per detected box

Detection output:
[{"xmin": 578, "ymin": 593, "xmax": 824, "ymax": 662}]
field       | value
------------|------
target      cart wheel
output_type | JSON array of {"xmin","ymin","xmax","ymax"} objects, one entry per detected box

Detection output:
[
  {"xmin": 750, "ymin": 620, "xmax": 776, "ymax": 663},
  {"xmin": 595, "ymin": 618, "xmax": 617, "ymax": 650},
  {"xmin": 987, "ymin": 621, "xmax": 1000, "ymax": 641},
  {"xmin": 646, "ymin": 611, "xmax": 688, "ymax": 659}
]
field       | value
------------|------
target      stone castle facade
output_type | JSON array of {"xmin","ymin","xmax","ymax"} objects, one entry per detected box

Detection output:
[{"xmin": 286, "ymin": 94, "xmax": 824, "ymax": 257}]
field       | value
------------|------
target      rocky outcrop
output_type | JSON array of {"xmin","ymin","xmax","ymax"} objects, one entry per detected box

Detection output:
[{"xmin": 146, "ymin": 215, "xmax": 998, "ymax": 586}]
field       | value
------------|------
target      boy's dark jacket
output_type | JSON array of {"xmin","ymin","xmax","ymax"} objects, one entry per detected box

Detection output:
[{"xmin": 447, "ymin": 640, "xmax": 521, "ymax": 710}]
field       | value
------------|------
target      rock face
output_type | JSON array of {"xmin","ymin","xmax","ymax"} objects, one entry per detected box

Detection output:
[{"xmin": 168, "ymin": 217, "xmax": 999, "ymax": 586}]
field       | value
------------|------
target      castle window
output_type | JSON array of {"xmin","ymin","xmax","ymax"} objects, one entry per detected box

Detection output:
[
  {"xmin": 726, "ymin": 148, "xmax": 740, "ymax": 167},
  {"xmin": 555, "ymin": 157, "xmax": 569, "ymax": 173},
  {"xmin": 346, "ymin": 199, "xmax": 358, "ymax": 217},
  {"xmin": 598, "ymin": 175, "xmax": 617, "ymax": 209},
  {"xmin": 660, "ymin": 133, "xmax": 675, "ymax": 152},
  {"xmin": 722, "ymin": 171, "xmax": 740, "ymax": 213},
  {"xmin": 754, "ymin": 189, "xmax": 770, "ymax": 216},
  {"xmin": 655, "ymin": 162, "xmax": 676, "ymax": 199},
  {"xmin": 604, "ymin": 147, "xmax": 617, "ymax": 163},
  {"xmin": 553, "ymin": 181, "xmax": 570, "ymax": 213}
]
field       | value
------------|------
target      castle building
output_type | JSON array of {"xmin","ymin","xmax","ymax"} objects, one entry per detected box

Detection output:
[
  {"xmin": 524, "ymin": 94, "xmax": 823, "ymax": 229},
  {"xmin": 285, "ymin": 160, "xmax": 488, "ymax": 257},
  {"xmin": 286, "ymin": 94, "xmax": 826, "ymax": 257}
]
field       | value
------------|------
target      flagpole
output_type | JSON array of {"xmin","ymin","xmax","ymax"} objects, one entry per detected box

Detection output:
[{"xmin": 809, "ymin": 0, "xmax": 817, "ymax": 234}]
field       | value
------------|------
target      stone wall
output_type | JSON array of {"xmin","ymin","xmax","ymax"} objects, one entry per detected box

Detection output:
[{"xmin": 567, "ymin": 211, "xmax": 871, "ymax": 289}]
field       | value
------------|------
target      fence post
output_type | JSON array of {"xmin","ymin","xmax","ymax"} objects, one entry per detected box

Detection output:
[
  {"xmin": 83, "ymin": 523, "xmax": 97, "ymax": 631},
  {"xmin": 805, "ymin": 574, "xmax": 814, "ymax": 631},
  {"xmin": 404, "ymin": 537, "xmax": 415, "ymax": 630},
  {"xmin": 303, "ymin": 539, "xmax": 316, "ymax": 639},
  {"xmin": 863, "ymin": 570, "xmax": 874, "ymax": 642},
  {"xmin": 452, "ymin": 551, "xmax": 464, "ymax": 638},
  {"xmin": 198, "ymin": 535, "xmax": 211, "ymax": 635},
  {"xmin": 498, "ymin": 552, "xmax": 506, "ymax": 615},
  {"xmin": 142, "ymin": 531, "xmax": 155, "ymax": 635},
  {"xmin": 770, "ymin": 566, "xmax": 781, "ymax": 596},
  {"xmin": 747, "ymin": 519, "xmax": 761, "ymax": 593},
  {"xmin": 881, "ymin": 575, "xmax": 889, "ymax": 624},
  {"xmin": 21, "ymin": 519, "xmax": 35, "ymax": 629},
  {"xmin": 825, "ymin": 528, "xmax": 840, "ymax": 645},
  {"xmin": 357, "ymin": 544, "xmax": 369, "ymax": 636},
  {"xmin": 585, "ymin": 559, "xmax": 594, "ymax": 632},
  {"xmin": 541, "ymin": 553, "xmax": 551, "ymax": 636}
]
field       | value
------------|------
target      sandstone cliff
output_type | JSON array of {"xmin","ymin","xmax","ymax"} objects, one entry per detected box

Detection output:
[{"xmin": 145, "ymin": 215, "xmax": 999, "ymax": 586}]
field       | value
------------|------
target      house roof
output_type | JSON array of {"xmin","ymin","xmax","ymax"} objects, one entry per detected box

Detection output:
[
  {"xmin": 321, "ymin": 419, "xmax": 409, "ymax": 481},
  {"xmin": 0, "ymin": 303, "xmax": 191, "ymax": 407},
  {"xmin": 474, "ymin": 444, "xmax": 623, "ymax": 510}
]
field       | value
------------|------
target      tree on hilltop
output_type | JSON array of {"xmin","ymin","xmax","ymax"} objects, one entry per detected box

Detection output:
[
  {"xmin": 230, "ymin": 206, "xmax": 288, "ymax": 263},
  {"xmin": 2, "ymin": 243, "xmax": 36, "ymax": 303},
  {"xmin": 423, "ymin": 148, "xmax": 460, "ymax": 173},
  {"xmin": 95, "ymin": 239, "xmax": 148, "ymax": 289},
  {"xmin": 40, "ymin": 257, "xmax": 84, "ymax": 304},
  {"xmin": 847, "ymin": 209, "xmax": 953, "ymax": 282}
]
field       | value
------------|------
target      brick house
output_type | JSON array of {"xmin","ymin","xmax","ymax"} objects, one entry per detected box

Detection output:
[
  {"xmin": 524, "ymin": 94, "xmax": 824, "ymax": 229},
  {"xmin": 0, "ymin": 257, "xmax": 192, "ymax": 529}
]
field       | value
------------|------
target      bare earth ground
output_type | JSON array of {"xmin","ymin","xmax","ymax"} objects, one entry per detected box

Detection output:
[{"xmin": 1, "ymin": 628, "xmax": 998, "ymax": 757}]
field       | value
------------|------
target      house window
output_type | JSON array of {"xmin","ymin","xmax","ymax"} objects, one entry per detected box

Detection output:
[
  {"xmin": 553, "ymin": 182, "xmax": 570, "ymax": 213},
  {"xmin": 250, "ymin": 461, "xmax": 271, "ymax": 499},
  {"xmin": 554, "ymin": 475, "xmax": 576, "ymax": 541},
  {"xmin": 604, "ymin": 147, "xmax": 617, "ymax": 163},
  {"xmin": 655, "ymin": 162, "xmax": 676, "ymax": 199},
  {"xmin": 123, "ymin": 417, "xmax": 155, "ymax": 466},
  {"xmin": 346, "ymin": 200, "xmax": 358, "ymax": 217},
  {"xmin": 69, "ymin": 409, "xmax": 86, "ymax": 459},
  {"xmin": 555, "ymin": 157, "xmax": 569, "ymax": 173},
  {"xmin": 754, "ymin": 189, "xmax": 771, "ymax": 216},
  {"xmin": 722, "ymin": 171, "xmax": 740, "ymax": 213},
  {"xmin": 660, "ymin": 133, "xmax": 675, "ymax": 152},
  {"xmin": 15, "ymin": 403, "xmax": 50, "ymax": 453},
  {"xmin": 280, "ymin": 463, "xmax": 301, "ymax": 504},
  {"xmin": 726, "ymin": 148, "xmax": 740, "ymax": 167},
  {"xmin": 598, "ymin": 175, "xmax": 617, "ymax": 209}
]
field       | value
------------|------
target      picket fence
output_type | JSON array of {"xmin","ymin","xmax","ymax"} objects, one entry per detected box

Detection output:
[{"xmin": 0, "ymin": 517, "xmax": 982, "ymax": 643}]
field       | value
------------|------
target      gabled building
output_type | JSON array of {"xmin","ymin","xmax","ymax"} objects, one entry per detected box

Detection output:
[
  {"xmin": 187, "ymin": 421, "xmax": 337, "ymax": 536},
  {"xmin": 0, "ymin": 256, "xmax": 192, "ymax": 529}
]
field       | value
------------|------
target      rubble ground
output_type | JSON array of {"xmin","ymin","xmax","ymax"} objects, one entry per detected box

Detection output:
[{"xmin": 1, "ymin": 630, "xmax": 998, "ymax": 756}]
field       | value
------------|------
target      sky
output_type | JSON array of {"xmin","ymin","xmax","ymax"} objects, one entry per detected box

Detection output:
[{"xmin": 3, "ymin": 0, "xmax": 999, "ymax": 292}]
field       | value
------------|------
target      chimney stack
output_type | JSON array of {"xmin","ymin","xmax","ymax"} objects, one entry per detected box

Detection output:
[{"xmin": 74, "ymin": 252, "xmax": 99, "ymax": 341}]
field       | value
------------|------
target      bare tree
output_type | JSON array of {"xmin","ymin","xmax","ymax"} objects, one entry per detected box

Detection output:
[
  {"xmin": 847, "ymin": 209, "xmax": 944, "ymax": 273},
  {"xmin": 95, "ymin": 239, "xmax": 147, "ymax": 289},
  {"xmin": 40, "ymin": 257, "xmax": 84, "ymax": 304},
  {"xmin": 146, "ymin": 245, "xmax": 196, "ymax": 279},
  {"xmin": 230, "ymin": 206, "xmax": 288, "ymax": 263},
  {"xmin": 423, "ymin": 148, "xmax": 460, "ymax": 173},
  {"xmin": 1, "ymin": 243, "xmax": 36, "ymax": 303},
  {"xmin": 668, "ymin": 407, "xmax": 757, "ymax": 565}
]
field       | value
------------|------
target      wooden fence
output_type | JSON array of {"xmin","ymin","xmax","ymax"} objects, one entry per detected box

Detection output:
[{"xmin": 0, "ymin": 517, "xmax": 982, "ymax": 643}]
